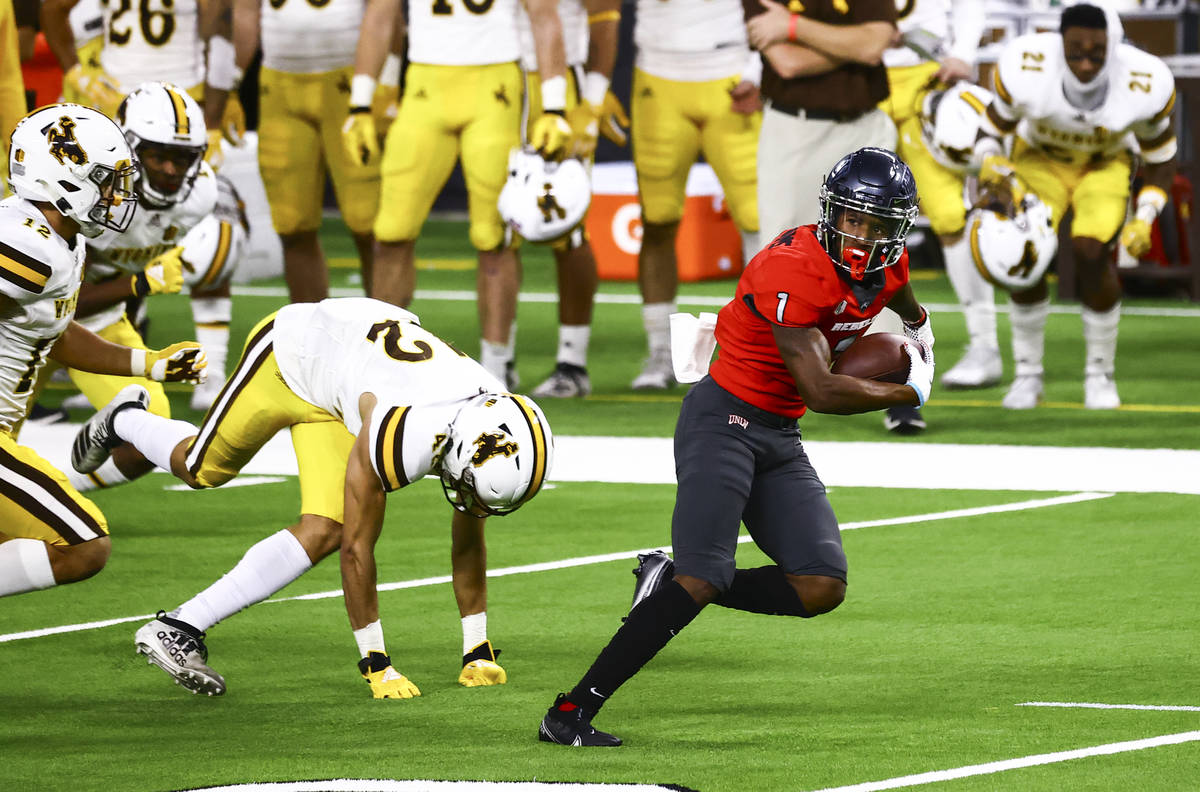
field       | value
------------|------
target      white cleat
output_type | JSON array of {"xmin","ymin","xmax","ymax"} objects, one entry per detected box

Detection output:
[
  {"xmin": 1002, "ymin": 375, "xmax": 1043, "ymax": 410},
  {"xmin": 940, "ymin": 344, "xmax": 1002, "ymax": 389},
  {"xmin": 631, "ymin": 353, "xmax": 674, "ymax": 391},
  {"xmin": 135, "ymin": 612, "xmax": 226, "ymax": 696},
  {"xmin": 1084, "ymin": 373, "xmax": 1121, "ymax": 410},
  {"xmin": 71, "ymin": 384, "xmax": 150, "ymax": 473}
]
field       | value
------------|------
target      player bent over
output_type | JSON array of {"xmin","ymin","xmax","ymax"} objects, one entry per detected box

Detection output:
[
  {"xmin": 72, "ymin": 297, "xmax": 553, "ymax": 698},
  {"xmin": 0, "ymin": 105, "xmax": 207, "ymax": 598},
  {"xmin": 538, "ymin": 148, "xmax": 933, "ymax": 746}
]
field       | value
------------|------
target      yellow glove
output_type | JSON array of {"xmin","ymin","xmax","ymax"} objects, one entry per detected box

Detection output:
[
  {"xmin": 139, "ymin": 342, "xmax": 209, "ymax": 384},
  {"xmin": 204, "ymin": 129, "xmax": 225, "ymax": 170},
  {"xmin": 131, "ymin": 246, "xmax": 185, "ymax": 297},
  {"xmin": 358, "ymin": 651, "xmax": 421, "ymax": 699},
  {"xmin": 341, "ymin": 109, "xmax": 379, "ymax": 166},
  {"xmin": 528, "ymin": 112, "xmax": 572, "ymax": 160},
  {"xmin": 458, "ymin": 640, "xmax": 507, "ymax": 687},
  {"xmin": 221, "ymin": 93, "xmax": 247, "ymax": 145},
  {"xmin": 64, "ymin": 63, "xmax": 124, "ymax": 117},
  {"xmin": 372, "ymin": 84, "xmax": 400, "ymax": 141},
  {"xmin": 978, "ymin": 154, "xmax": 1015, "ymax": 187},
  {"xmin": 1120, "ymin": 218, "xmax": 1153, "ymax": 258},
  {"xmin": 598, "ymin": 90, "xmax": 630, "ymax": 147},
  {"xmin": 566, "ymin": 103, "xmax": 600, "ymax": 159}
]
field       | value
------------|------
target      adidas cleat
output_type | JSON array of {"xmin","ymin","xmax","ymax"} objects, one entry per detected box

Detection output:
[
  {"xmin": 72, "ymin": 384, "xmax": 150, "ymax": 474},
  {"xmin": 135, "ymin": 612, "xmax": 226, "ymax": 696}
]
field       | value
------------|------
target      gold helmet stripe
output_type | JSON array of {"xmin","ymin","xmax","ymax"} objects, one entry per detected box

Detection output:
[
  {"xmin": 164, "ymin": 85, "xmax": 190, "ymax": 136},
  {"xmin": 508, "ymin": 395, "xmax": 548, "ymax": 504},
  {"xmin": 197, "ymin": 221, "xmax": 233, "ymax": 290},
  {"xmin": 968, "ymin": 214, "xmax": 999, "ymax": 288}
]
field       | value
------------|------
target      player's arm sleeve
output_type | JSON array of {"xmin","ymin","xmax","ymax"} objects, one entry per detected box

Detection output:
[
  {"xmin": 366, "ymin": 401, "xmax": 418, "ymax": 492},
  {"xmin": 0, "ymin": 238, "xmax": 54, "ymax": 304},
  {"xmin": 1131, "ymin": 64, "xmax": 1178, "ymax": 165}
]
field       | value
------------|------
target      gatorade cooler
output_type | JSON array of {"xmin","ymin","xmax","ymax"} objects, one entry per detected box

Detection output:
[{"xmin": 586, "ymin": 162, "xmax": 744, "ymax": 281}]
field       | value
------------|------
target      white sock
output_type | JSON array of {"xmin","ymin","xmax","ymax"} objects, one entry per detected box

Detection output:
[
  {"xmin": 192, "ymin": 297, "xmax": 232, "ymax": 382},
  {"xmin": 740, "ymin": 229, "xmax": 761, "ymax": 266},
  {"xmin": 1081, "ymin": 302, "xmax": 1120, "ymax": 377},
  {"xmin": 1009, "ymin": 298, "xmax": 1050, "ymax": 378},
  {"xmin": 67, "ymin": 456, "xmax": 130, "ymax": 493},
  {"xmin": 943, "ymin": 235, "xmax": 998, "ymax": 349},
  {"xmin": 175, "ymin": 528, "xmax": 313, "ymax": 631},
  {"xmin": 0, "ymin": 538, "xmax": 57, "ymax": 597},
  {"xmin": 113, "ymin": 408, "xmax": 196, "ymax": 473},
  {"xmin": 642, "ymin": 302, "xmax": 675, "ymax": 356},
  {"xmin": 556, "ymin": 325, "xmax": 590, "ymax": 368},
  {"xmin": 479, "ymin": 341, "xmax": 511, "ymax": 383},
  {"xmin": 354, "ymin": 619, "xmax": 387, "ymax": 658},
  {"xmin": 462, "ymin": 611, "xmax": 487, "ymax": 655}
]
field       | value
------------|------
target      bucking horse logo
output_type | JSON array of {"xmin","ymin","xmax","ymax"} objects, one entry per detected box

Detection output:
[
  {"xmin": 470, "ymin": 432, "xmax": 519, "ymax": 467},
  {"xmin": 43, "ymin": 117, "xmax": 89, "ymax": 166}
]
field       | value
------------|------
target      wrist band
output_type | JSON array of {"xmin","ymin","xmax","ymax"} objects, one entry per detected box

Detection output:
[
  {"xmin": 1135, "ymin": 185, "xmax": 1168, "ymax": 223},
  {"xmin": 206, "ymin": 35, "xmax": 237, "ymax": 91},
  {"xmin": 588, "ymin": 10, "xmax": 620, "ymax": 24},
  {"xmin": 379, "ymin": 54, "xmax": 402, "ymax": 88},
  {"xmin": 541, "ymin": 75, "xmax": 567, "ymax": 112},
  {"xmin": 788, "ymin": 14, "xmax": 800, "ymax": 43},
  {"xmin": 583, "ymin": 71, "xmax": 609, "ymax": 107},
  {"xmin": 350, "ymin": 74, "xmax": 376, "ymax": 108},
  {"xmin": 129, "ymin": 348, "xmax": 147, "ymax": 378}
]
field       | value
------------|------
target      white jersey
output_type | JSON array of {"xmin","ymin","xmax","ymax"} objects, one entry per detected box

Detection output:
[
  {"xmin": 993, "ymin": 33, "xmax": 1177, "ymax": 165},
  {"xmin": 517, "ymin": 0, "xmax": 587, "ymax": 71},
  {"xmin": 0, "ymin": 198, "xmax": 87, "ymax": 433},
  {"xmin": 634, "ymin": 0, "xmax": 751, "ymax": 82},
  {"xmin": 71, "ymin": 0, "xmax": 104, "ymax": 46},
  {"xmin": 260, "ymin": 0, "xmax": 365, "ymax": 74},
  {"xmin": 80, "ymin": 163, "xmax": 219, "ymax": 332},
  {"xmin": 884, "ymin": 0, "xmax": 985, "ymax": 70},
  {"xmin": 407, "ymin": 0, "xmax": 521, "ymax": 66},
  {"xmin": 99, "ymin": 0, "xmax": 205, "ymax": 90},
  {"xmin": 272, "ymin": 298, "xmax": 506, "ymax": 491}
]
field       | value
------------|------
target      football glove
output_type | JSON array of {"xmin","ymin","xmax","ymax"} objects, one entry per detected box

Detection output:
[
  {"xmin": 358, "ymin": 651, "xmax": 421, "ymax": 699},
  {"xmin": 64, "ymin": 63, "xmax": 123, "ymax": 117},
  {"xmin": 221, "ymin": 93, "xmax": 247, "ymax": 145},
  {"xmin": 903, "ymin": 340, "xmax": 934, "ymax": 407},
  {"xmin": 458, "ymin": 640, "xmax": 507, "ymax": 687},
  {"xmin": 204, "ymin": 129, "xmax": 225, "ymax": 170},
  {"xmin": 342, "ymin": 108, "xmax": 379, "ymax": 166},
  {"xmin": 131, "ymin": 247, "xmax": 185, "ymax": 297},
  {"xmin": 142, "ymin": 343, "xmax": 209, "ymax": 384},
  {"xmin": 597, "ymin": 90, "xmax": 630, "ymax": 147},
  {"xmin": 529, "ymin": 112, "xmax": 572, "ymax": 160},
  {"xmin": 565, "ymin": 103, "xmax": 600, "ymax": 159},
  {"xmin": 902, "ymin": 309, "xmax": 935, "ymax": 354},
  {"xmin": 1119, "ymin": 218, "xmax": 1153, "ymax": 259},
  {"xmin": 373, "ymin": 84, "xmax": 400, "ymax": 140},
  {"xmin": 978, "ymin": 154, "xmax": 1015, "ymax": 187}
]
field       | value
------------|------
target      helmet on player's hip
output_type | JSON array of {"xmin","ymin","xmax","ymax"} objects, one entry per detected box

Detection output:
[
  {"xmin": 817, "ymin": 147, "xmax": 918, "ymax": 281},
  {"xmin": 116, "ymin": 82, "xmax": 208, "ymax": 207}
]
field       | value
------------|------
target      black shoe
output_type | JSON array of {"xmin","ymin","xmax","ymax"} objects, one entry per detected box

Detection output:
[
  {"xmin": 883, "ymin": 405, "xmax": 926, "ymax": 435},
  {"xmin": 538, "ymin": 693, "xmax": 622, "ymax": 746},
  {"xmin": 628, "ymin": 550, "xmax": 674, "ymax": 618}
]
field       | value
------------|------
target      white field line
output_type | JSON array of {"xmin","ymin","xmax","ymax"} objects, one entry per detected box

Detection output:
[
  {"xmin": 0, "ymin": 492, "xmax": 1110, "ymax": 644},
  {"xmin": 1020, "ymin": 701, "xmax": 1200, "ymax": 712},
  {"xmin": 807, "ymin": 731, "xmax": 1200, "ymax": 792},
  {"xmin": 229, "ymin": 286, "xmax": 1200, "ymax": 319},
  {"xmin": 163, "ymin": 475, "xmax": 287, "ymax": 492}
]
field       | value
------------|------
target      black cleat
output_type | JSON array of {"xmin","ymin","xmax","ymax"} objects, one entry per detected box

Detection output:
[
  {"xmin": 538, "ymin": 694, "xmax": 622, "ymax": 747},
  {"xmin": 628, "ymin": 550, "xmax": 674, "ymax": 618},
  {"xmin": 883, "ymin": 405, "xmax": 926, "ymax": 435}
]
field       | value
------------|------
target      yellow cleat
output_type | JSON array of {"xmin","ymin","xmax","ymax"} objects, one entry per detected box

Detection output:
[
  {"xmin": 358, "ymin": 651, "xmax": 421, "ymax": 699},
  {"xmin": 458, "ymin": 640, "xmax": 507, "ymax": 687}
]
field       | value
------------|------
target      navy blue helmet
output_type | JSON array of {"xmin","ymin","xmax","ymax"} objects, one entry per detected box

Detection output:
[{"xmin": 817, "ymin": 147, "xmax": 919, "ymax": 280}]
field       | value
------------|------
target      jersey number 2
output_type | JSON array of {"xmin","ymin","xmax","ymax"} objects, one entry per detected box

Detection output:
[
  {"xmin": 366, "ymin": 320, "xmax": 434, "ymax": 362},
  {"xmin": 431, "ymin": 0, "xmax": 495, "ymax": 15}
]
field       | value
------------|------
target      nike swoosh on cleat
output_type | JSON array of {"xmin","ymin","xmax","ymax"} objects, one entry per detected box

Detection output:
[{"xmin": 589, "ymin": 686, "xmax": 608, "ymax": 699}]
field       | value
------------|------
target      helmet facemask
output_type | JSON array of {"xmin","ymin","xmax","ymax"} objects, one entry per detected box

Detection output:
[
  {"xmin": 129, "ymin": 137, "xmax": 205, "ymax": 207},
  {"xmin": 817, "ymin": 189, "xmax": 916, "ymax": 281},
  {"xmin": 81, "ymin": 159, "xmax": 140, "ymax": 236}
]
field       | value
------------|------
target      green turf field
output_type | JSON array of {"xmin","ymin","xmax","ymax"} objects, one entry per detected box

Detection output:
[{"xmin": 3, "ymin": 218, "xmax": 1198, "ymax": 791}]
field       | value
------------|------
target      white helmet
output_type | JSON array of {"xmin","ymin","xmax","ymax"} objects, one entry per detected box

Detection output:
[
  {"xmin": 919, "ymin": 83, "xmax": 993, "ymax": 173},
  {"xmin": 438, "ymin": 392, "xmax": 554, "ymax": 517},
  {"xmin": 116, "ymin": 82, "xmax": 208, "ymax": 206},
  {"xmin": 967, "ymin": 185, "xmax": 1058, "ymax": 292},
  {"xmin": 7, "ymin": 103, "xmax": 138, "ymax": 237},
  {"xmin": 497, "ymin": 147, "xmax": 591, "ymax": 243}
]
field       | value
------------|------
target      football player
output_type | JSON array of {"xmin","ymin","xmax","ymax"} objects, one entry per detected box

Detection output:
[
  {"xmin": 231, "ymin": 0, "xmax": 395, "ymax": 305},
  {"xmin": 975, "ymin": 1, "xmax": 1177, "ymax": 409},
  {"xmin": 517, "ymin": 0, "xmax": 623, "ymax": 399},
  {"xmin": 877, "ymin": 0, "xmax": 989, "ymax": 435},
  {"xmin": 628, "ymin": 0, "xmax": 762, "ymax": 392},
  {"xmin": 72, "ymin": 297, "xmax": 552, "ymax": 698},
  {"xmin": 0, "ymin": 104, "xmax": 206, "ymax": 598},
  {"xmin": 55, "ymin": 83, "xmax": 245, "ymax": 494},
  {"xmin": 343, "ymin": 0, "xmax": 572, "ymax": 388},
  {"xmin": 538, "ymin": 148, "xmax": 933, "ymax": 746}
]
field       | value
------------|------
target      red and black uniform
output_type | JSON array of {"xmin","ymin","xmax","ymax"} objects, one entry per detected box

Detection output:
[{"xmin": 710, "ymin": 225, "xmax": 910, "ymax": 417}]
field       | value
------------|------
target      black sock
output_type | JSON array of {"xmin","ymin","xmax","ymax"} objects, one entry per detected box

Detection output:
[
  {"xmin": 567, "ymin": 579, "xmax": 703, "ymax": 712},
  {"xmin": 713, "ymin": 565, "xmax": 811, "ymax": 617}
]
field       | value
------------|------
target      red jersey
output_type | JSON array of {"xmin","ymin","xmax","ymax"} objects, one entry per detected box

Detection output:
[{"xmin": 709, "ymin": 225, "xmax": 910, "ymax": 417}]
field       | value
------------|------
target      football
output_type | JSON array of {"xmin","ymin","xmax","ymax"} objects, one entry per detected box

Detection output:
[{"xmin": 831, "ymin": 332, "xmax": 911, "ymax": 384}]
